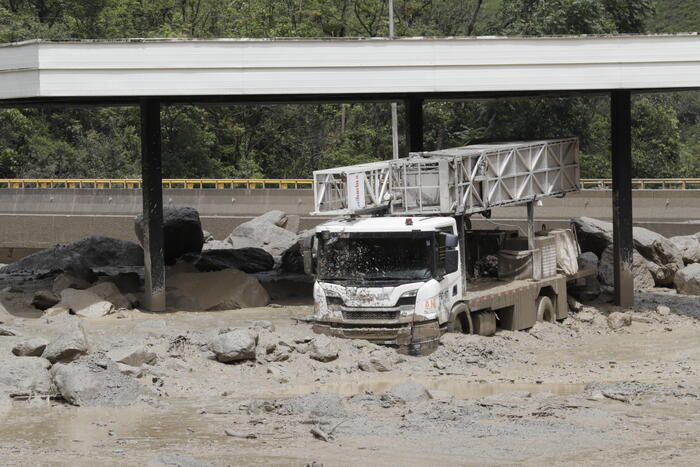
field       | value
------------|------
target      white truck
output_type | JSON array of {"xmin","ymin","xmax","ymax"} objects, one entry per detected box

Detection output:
[{"xmin": 304, "ymin": 139, "xmax": 583, "ymax": 355}]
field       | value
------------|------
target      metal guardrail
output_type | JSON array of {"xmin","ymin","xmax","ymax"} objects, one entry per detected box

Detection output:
[
  {"xmin": 580, "ymin": 178, "xmax": 700, "ymax": 190},
  {"xmin": 1, "ymin": 178, "xmax": 700, "ymax": 190},
  {"xmin": 0, "ymin": 178, "xmax": 313, "ymax": 189}
]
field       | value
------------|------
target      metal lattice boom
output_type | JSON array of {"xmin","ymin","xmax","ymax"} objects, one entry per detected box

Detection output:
[{"xmin": 312, "ymin": 138, "xmax": 580, "ymax": 216}]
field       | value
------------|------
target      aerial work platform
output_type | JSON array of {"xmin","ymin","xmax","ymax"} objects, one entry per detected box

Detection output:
[{"xmin": 313, "ymin": 138, "xmax": 580, "ymax": 217}]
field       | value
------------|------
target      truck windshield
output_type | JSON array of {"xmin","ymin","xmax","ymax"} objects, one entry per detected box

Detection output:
[{"xmin": 317, "ymin": 235, "xmax": 432, "ymax": 282}]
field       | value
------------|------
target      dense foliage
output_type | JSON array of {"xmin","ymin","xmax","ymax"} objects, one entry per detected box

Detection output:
[{"xmin": 0, "ymin": 0, "xmax": 698, "ymax": 180}]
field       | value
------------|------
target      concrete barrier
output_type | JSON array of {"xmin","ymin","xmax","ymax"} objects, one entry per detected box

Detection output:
[{"xmin": 1, "ymin": 188, "xmax": 699, "ymax": 260}]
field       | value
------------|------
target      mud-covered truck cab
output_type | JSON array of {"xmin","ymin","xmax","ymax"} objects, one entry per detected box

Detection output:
[
  {"xmin": 305, "ymin": 139, "xmax": 583, "ymax": 355},
  {"xmin": 309, "ymin": 216, "xmax": 462, "ymax": 355}
]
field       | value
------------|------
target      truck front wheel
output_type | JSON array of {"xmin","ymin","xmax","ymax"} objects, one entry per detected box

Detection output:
[{"xmin": 448, "ymin": 303, "xmax": 471, "ymax": 334}]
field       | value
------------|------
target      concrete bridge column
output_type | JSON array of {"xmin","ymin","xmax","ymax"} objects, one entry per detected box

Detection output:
[
  {"xmin": 140, "ymin": 98, "xmax": 166, "ymax": 311},
  {"xmin": 611, "ymin": 90, "xmax": 634, "ymax": 307},
  {"xmin": 406, "ymin": 97, "xmax": 424, "ymax": 153}
]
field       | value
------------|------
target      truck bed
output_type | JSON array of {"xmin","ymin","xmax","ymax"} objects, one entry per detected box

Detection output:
[{"xmin": 462, "ymin": 274, "xmax": 568, "ymax": 330}]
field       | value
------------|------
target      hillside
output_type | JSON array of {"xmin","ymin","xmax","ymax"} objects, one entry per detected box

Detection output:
[{"xmin": 649, "ymin": 0, "xmax": 700, "ymax": 33}]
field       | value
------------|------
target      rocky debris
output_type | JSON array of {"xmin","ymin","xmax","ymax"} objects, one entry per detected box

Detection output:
[
  {"xmin": 669, "ymin": 235, "xmax": 700, "ymax": 264},
  {"xmin": 574, "ymin": 217, "xmax": 684, "ymax": 286},
  {"xmin": 633, "ymin": 227, "xmax": 684, "ymax": 285},
  {"xmin": 0, "ymin": 236, "xmax": 143, "ymax": 275},
  {"xmin": 567, "ymin": 295, "xmax": 584, "ymax": 312},
  {"xmin": 598, "ymin": 245, "xmax": 655, "ymax": 291},
  {"xmin": 607, "ymin": 311, "xmax": 632, "ymax": 330},
  {"xmin": 385, "ymin": 381, "xmax": 432, "ymax": 403},
  {"xmin": 58, "ymin": 288, "xmax": 115, "ymax": 318},
  {"xmin": 87, "ymin": 282, "xmax": 132, "ymax": 309},
  {"xmin": 572, "ymin": 217, "xmax": 614, "ymax": 257},
  {"xmin": 281, "ymin": 240, "xmax": 305, "ymax": 273},
  {"xmin": 673, "ymin": 263, "xmax": 700, "ymax": 295},
  {"xmin": 657, "ymin": 305, "xmax": 671, "ymax": 316},
  {"xmin": 0, "ymin": 325, "xmax": 20, "ymax": 336},
  {"xmin": 576, "ymin": 311, "xmax": 594, "ymax": 323},
  {"xmin": 0, "ymin": 357, "xmax": 55, "ymax": 397},
  {"xmin": 209, "ymin": 328, "xmax": 257, "ymax": 363},
  {"xmin": 12, "ymin": 338, "xmax": 49, "ymax": 357},
  {"xmin": 107, "ymin": 345, "xmax": 157, "ymax": 367},
  {"xmin": 98, "ymin": 272, "xmax": 141, "ymax": 294},
  {"xmin": 308, "ymin": 335, "xmax": 339, "ymax": 362},
  {"xmin": 202, "ymin": 230, "xmax": 215, "ymax": 243},
  {"xmin": 166, "ymin": 269, "xmax": 270, "ymax": 311},
  {"xmin": 42, "ymin": 321, "xmax": 90, "ymax": 363},
  {"xmin": 278, "ymin": 392, "xmax": 347, "ymax": 418},
  {"xmin": 224, "ymin": 428, "xmax": 257, "ymax": 439},
  {"xmin": 147, "ymin": 455, "xmax": 210, "ymax": 467},
  {"xmin": 577, "ymin": 252, "xmax": 599, "ymax": 275},
  {"xmin": 358, "ymin": 356, "xmax": 392, "ymax": 372},
  {"xmin": 51, "ymin": 353, "xmax": 147, "ymax": 407},
  {"xmin": 52, "ymin": 273, "xmax": 93, "ymax": 295},
  {"xmin": 179, "ymin": 247, "xmax": 274, "ymax": 273},
  {"xmin": 31, "ymin": 290, "xmax": 59, "ymax": 310},
  {"xmin": 135, "ymin": 206, "xmax": 204, "ymax": 265},
  {"xmin": 225, "ymin": 210, "xmax": 299, "ymax": 256}
]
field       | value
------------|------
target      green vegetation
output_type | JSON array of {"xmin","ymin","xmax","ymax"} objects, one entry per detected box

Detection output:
[{"xmin": 0, "ymin": 0, "xmax": 698, "ymax": 180}]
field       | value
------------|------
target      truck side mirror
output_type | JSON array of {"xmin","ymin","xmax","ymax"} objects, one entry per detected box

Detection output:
[
  {"xmin": 445, "ymin": 249, "xmax": 459, "ymax": 275},
  {"xmin": 302, "ymin": 234, "xmax": 316, "ymax": 276},
  {"xmin": 440, "ymin": 232, "xmax": 459, "ymax": 248}
]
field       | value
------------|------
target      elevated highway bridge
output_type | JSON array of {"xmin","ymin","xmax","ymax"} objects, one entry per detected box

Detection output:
[{"xmin": 3, "ymin": 34, "xmax": 700, "ymax": 308}]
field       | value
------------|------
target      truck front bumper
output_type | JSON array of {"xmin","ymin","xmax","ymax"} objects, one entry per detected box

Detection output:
[{"xmin": 312, "ymin": 319, "xmax": 441, "ymax": 356}]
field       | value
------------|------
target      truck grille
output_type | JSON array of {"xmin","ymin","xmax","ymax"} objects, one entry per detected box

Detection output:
[{"xmin": 342, "ymin": 310, "xmax": 400, "ymax": 320}]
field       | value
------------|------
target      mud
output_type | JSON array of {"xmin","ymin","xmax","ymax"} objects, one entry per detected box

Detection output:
[{"xmin": 0, "ymin": 289, "xmax": 700, "ymax": 465}]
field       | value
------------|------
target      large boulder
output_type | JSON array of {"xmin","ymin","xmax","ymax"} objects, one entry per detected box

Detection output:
[
  {"xmin": 0, "ymin": 236, "xmax": 143, "ymax": 274},
  {"xmin": 669, "ymin": 235, "xmax": 700, "ymax": 265},
  {"xmin": 0, "ymin": 357, "xmax": 55, "ymax": 397},
  {"xmin": 166, "ymin": 269, "xmax": 270, "ymax": 311},
  {"xmin": 32, "ymin": 290, "xmax": 59, "ymax": 310},
  {"xmin": 209, "ymin": 328, "xmax": 257, "ymax": 363},
  {"xmin": 224, "ymin": 211, "xmax": 299, "ymax": 256},
  {"xmin": 632, "ymin": 226, "xmax": 684, "ymax": 285},
  {"xmin": 572, "ymin": 217, "xmax": 614, "ymax": 257},
  {"xmin": 42, "ymin": 321, "xmax": 90, "ymax": 363},
  {"xmin": 281, "ymin": 240, "xmax": 304, "ymax": 273},
  {"xmin": 86, "ymin": 282, "xmax": 132, "ymax": 309},
  {"xmin": 135, "ymin": 206, "xmax": 204, "ymax": 265},
  {"xmin": 51, "ymin": 354, "xmax": 147, "ymax": 407},
  {"xmin": 179, "ymin": 248, "xmax": 274, "ymax": 273},
  {"xmin": 598, "ymin": 245, "xmax": 655, "ymax": 291},
  {"xmin": 577, "ymin": 252, "xmax": 599, "ymax": 276},
  {"xmin": 673, "ymin": 263, "xmax": 700, "ymax": 295},
  {"xmin": 107, "ymin": 345, "xmax": 157, "ymax": 367},
  {"xmin": 308, "ymin": 335, "xmax": 339, "ymax": 362},
  {"xmin": 58, "ymin": 288, "xmax": 114, "ymax": 318}
]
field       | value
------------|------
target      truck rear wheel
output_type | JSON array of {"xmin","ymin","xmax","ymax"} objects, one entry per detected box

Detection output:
[
  {"xmin": 472, "ymin": 310, "xmax": 496, "ymax": 336},
  {"xmin": 536, "ymin": 296, "xmax": 555, "ymax": 322}
]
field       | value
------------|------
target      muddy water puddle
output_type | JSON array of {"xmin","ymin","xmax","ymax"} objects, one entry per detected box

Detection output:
[{"xmin": 264, "ymin": 378, "xmax": 586, "ymax": 399}]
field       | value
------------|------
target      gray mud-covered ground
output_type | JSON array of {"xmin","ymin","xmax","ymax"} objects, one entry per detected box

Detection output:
[{"xmin": 1, "ymin": 284, "xmax": 700, "ymax": 466}]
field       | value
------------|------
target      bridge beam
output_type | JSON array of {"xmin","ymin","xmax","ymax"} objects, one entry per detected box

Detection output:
[
  {"xmin": 406, "ymin": 97, "xmax": 424, "ymax": 152},
  {"xmin": 140, "ymin": 98, "xmax": 166, "ymax": 311},
  {"xmin": 611, "ymin": 90, "xmax": 634, "ymax": 307}
]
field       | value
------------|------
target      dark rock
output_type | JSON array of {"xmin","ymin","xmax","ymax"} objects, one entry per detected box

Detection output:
[
  {"xmin": 179, "ymin": 247, "xmax": 274, "ymax": 273},
  {"xmin": 281, "ymin": 241, "xmax": 304, "ymax": 273},
  {"xmin": 135, "ymin": 206, "xmax": 204, "ymax": 265},
  {"xmin": 32, "ymin": 290, "xmax": 59, "ymax": 310},
  {"xmin": 99, "ymin": 272, "xmax": 141, "ymax": 294},
  {"xmin": 572, "ymin": 217, "xmax": 613, "ymax": 257},
  {"xmin": 0, "ymin": 236, "xmax": 143, "ymax": 275}
]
